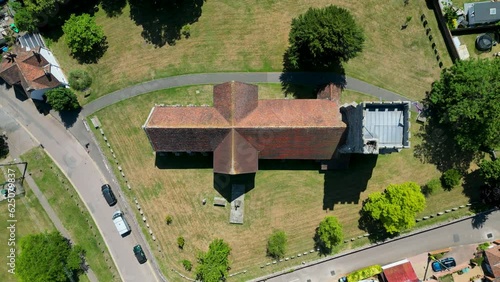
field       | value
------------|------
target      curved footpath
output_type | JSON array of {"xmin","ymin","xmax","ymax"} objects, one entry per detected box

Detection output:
[{"xmin": 81, "ymin": 72, "xmax": 410, "ymax": 116}]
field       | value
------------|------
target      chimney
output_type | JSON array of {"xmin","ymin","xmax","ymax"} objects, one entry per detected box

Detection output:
[{"xmin": 32, "ymin": 50, "xmax": 42, "ymax": 63}]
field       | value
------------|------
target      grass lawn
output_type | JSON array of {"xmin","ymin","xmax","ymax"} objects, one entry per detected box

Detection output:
[
  {"xmin": 0, "ymin": 163, "xmax": 55, "ymax": 282},
  {"xmin": 48, "ymin": 0, "xmax": 451, "ymax": 104},
  {"xmin": 458, "ymin": 34, "xmax": 500, "ymax": 59},
  {"xmin": 88, "ymin": 84, "xmax": 479, "ymax": 281},
  {"xmin": 21, "ymin": 148, "xmax": 120, "ymax": 282}
]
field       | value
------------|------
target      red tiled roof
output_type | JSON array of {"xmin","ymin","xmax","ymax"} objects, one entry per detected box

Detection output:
[
  {"xmin": 143, "ymin": 81, "xmax": 347, "ymax": 174},
  {"xmin": 0, "ymin": 46, "xmax": 60, "ymax": 94},
  {"xmin": 486, "ymin": 246, "xmax": 500, "ymax": 278},
  {"xmin": 383, "ymin": 261, "xmax": 419, "ymax": 282}
]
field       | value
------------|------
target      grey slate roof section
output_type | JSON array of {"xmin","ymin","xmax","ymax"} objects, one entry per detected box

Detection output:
[
  {"xmin": 467, "ymin": 2, "xmax": 500, "ymax": 25},
  {"xmin": 18, "ymin": 33, "xmax": 45, "ymax": 50},
  {"xmin": 340, "ymin": 101, "xmax": 411, "ymax": 154}
]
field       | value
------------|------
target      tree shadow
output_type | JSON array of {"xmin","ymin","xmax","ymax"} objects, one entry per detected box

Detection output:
[
  {"xmin": 413, "ymin": 119, "xmax": 478, "ymax": 173},
  {"xmin": 323, "ymin": 154, "xmax": 377, "ymax": 211},
  {"xmin": 12, "ymin": 85, "xmax": 28, "ymax": 102},
  {"xmin": 470, "ymin": 209, "xmax": 493, "ymax": 229},
  {"xmin": 101, "ymin": 0, "xmax": 127, "ymax": 17},
  {"xmin": 57, "ymin": 107, "xmax": 82, "ymax": 129},
  {"xmin": 32, "ymin": 99, "xmax": 52, "ymax": 115},
  {"xmin": 213, "ymin": 173, "xmax": 255, "ymax": 202},
  {"xmin": 73, "ymin": 38, "xmax": 109, "ymax": 64},
  {"xmin": 280, "ymin": 48, "xmax": 346, "ymax": 99},
  {"xmin": 128, "ymin": 0, "xmax": 205, "ymax": 47}
]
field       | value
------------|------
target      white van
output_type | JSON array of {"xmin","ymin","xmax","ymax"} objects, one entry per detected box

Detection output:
[{"xmin": 112, "ymin": 210, "xmax": 131, "ymax": 237}]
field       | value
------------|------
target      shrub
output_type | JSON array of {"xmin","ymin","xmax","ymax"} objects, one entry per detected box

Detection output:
[
  {"xmin": 347, "ymin": 265, "xmax": 382, "ymax": 282},
  {"xmin": 45, "ymin": 87, "xmax": 80, "ymax": 111},
  {"xmin": 181, "ymin": 24, "xmax": 191, "ymax": 38},
  {"xmin": 266, "ymin": 230, "xmax": 287, "ymax": 259},
  {"xmin": 69, "ymin": 70, "xmax": 92, "ymax": 91},
  {"xmin": 182, "ymin": 259, "xmax": 192, "ymax": 271},
  {"xmin": 165, "ymin": 215, "xmax": 173, "ymax": 225},
  {"xmin": 441, "ymin": 169, "xmax": 461, "ymax": 190},
  {"xmin": 422, "ymin": 178, "xmax": 441, "ymax": 196},
  {"xmin": 470, "ymin": 256, "xmax": 484, "ymax": 266},
  {"xmin": 177, "ymin": 236, "xmax": 185, "ymax": 249},
  {"xmin": 478, "ymin": 242, "xmax": 490, "ymax": 251}
]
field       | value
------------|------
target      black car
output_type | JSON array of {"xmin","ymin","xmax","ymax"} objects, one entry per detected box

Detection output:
[
  {"xmin": 133, "ymin": 244, "xmax": 147, "ymax": 264},
  {"xmin": 101, "ymin": 184, "xmax": 117, "ymax": 206}
]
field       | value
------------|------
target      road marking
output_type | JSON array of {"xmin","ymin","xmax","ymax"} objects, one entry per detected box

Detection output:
[{"xmin": 83, "ymin": 119, "xmax": 90, "ymax": 132}]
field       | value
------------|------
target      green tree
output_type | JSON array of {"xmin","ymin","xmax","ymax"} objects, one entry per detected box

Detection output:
[
  {"xmin": 286, "ymin": 5, "xmax": 365, "ymax": 70},
  {"xmin": 479, "ymin": 159, "xmax": 500, "ymax": 186},
  {"xmin": 177, "ymin": 236, "xmax": 185, "ymax": 249},
  {"xmin": 316, "ymin": 216, "xmax": 343, "ymax": 251},
  {"xmin": 68, "ymin": 70, "xmax": 92, "ymax": 91},
  {"xmin": 14, "ymin": 0, "xmax": 65, "ymax": 32},
  {"xmin": 422, "ymin": 178, "xmax": 441, "ymax": 197},
  {"xmin": 165, "ymin": 215, "xmax": 173, "ymax": 225},
  {"xmin": 181, "ymin": 259, "xmax": 192, "ymax": 271},
  {"xmin": 441, "ymin": 168, "xmax": 461, "ymax": 190},
  {"xmin": 0, "ymin": 134, "xmax": 8, "ymax": 159},
  {"xmin": 195, "ymin": 239, "xmax": 231, "ymax": 282},
  {"xmin": 17, "ymin": 231, "xmax": 85, "ymax": 282},
  {"xmin": 45, "ymin": 87, "xmax": 80, "ymax": 111},
  {"xmin": 62, "ymin": 14, "xmax": 106, "ymax": 60},
  {"xmin": 362, "ymin": 182, "xmax": 426, "ymax": 234},
  {"xmin": 266, "ymin": 230, "xmax": 287, "ymax": 259},
  {"xmin": 425, "ymin": 59, "xmax": 500, "ymax": 153}
]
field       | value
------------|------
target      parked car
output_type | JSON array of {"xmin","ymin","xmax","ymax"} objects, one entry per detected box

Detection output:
[
  {"xmin": 432, "ymin": 257, "xmax": 456, "ymax": 272},
  {"xmin": 101, "ymin": 184, "xmax": 117, "ymax": 206},
  {"xmin": 133, "ymin": 244, "xmax": 147, "ymax": 264},
  {"xmin": 112, "ymin": 210, "xmax": 131, "ymax": 237}
]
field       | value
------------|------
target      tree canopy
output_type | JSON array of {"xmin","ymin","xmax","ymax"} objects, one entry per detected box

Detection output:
[
  {"xmin": 426, "ymin": 59, "xmax": 500, "ymax": 152},
  {"xmin": 316, "ymin": 216, "xmax": 343, "ymax": 251},
  {"xmin": 0, "ymin": 134, "xmax": 8, "ymax": 159},
  {"xmin": 62, "ymin": 14, "xmax": 107, "ymax": 62},
  {"xmin": 479, "ymin": 159, "xmax": 500, "ymax": 206},
  {"xmin": 362, "ymin": 182, "xmax": 426, "ymax": 234},
  {"xmin": 45, "ymin": 88, "xmax": 80, "ymax": 112},
  {"xmin": 195, "ymin": 239, "xmax": 231, "ymax": 282},
  {"xmin": 286, "ymin": 5, "xmax": 365, "ymax": 70},
  {"xmin": 267, "ymin": 230, "xmax": 287, "ymax": 259},
  {"xmin": 17, "ymin": 232, "xmax": 85, "ymax": 282},
  {"xmin": 14, "ymin": 0, "xmax": 65, "ymax": 32}
]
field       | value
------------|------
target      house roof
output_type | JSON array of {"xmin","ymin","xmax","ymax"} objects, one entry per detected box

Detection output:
[
  {"xmin": 0, "ymin": 46, "xmax": 61, "ymax": 95},
  {"xmin": 143, "ymin": 81, "xmax": 346, "ymax": 175},
  {"xmin": 468, "ymin": 2, "xmax": 500, "ymax": 25},
  {"xmin": 382, "ymin": 260, "xmax": 419, "ymax": 282},
  {"xmin": 485, "ymin": 245, "xmax": 500, "ymax": 278}
]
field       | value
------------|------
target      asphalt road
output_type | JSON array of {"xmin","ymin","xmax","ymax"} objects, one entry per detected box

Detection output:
[
  {"xmin": 256, "ymin": 210, "xmax": 500, "ymax": 282},
  {"xmin": 0, "ymin": 87, "xmax": 162, "ymax": 282}
]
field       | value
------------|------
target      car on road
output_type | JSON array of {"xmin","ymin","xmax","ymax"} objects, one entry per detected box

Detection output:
[
  {"xmin": 101, "ymin": 184, "xmax": 117, "ymax": 206},
  {"xmin": 112, "ymin": 210, "xmax": 131, "ymax": 237},
  {"xmin": 133, "ymin": 244, "xmax": 147, "ymax": 264},
  {"xmin": 432, "ymin": 257, "xmax": 456, "ymax": 272}
]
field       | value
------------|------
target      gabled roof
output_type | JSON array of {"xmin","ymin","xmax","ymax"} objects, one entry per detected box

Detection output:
[
  {"xmin": 382, "ymin": 259, "xmax": 419, "ymax": 282},
  {"xmin": 485, "ymin": 245, "xmax": 500, "ymax": 278},
  {"xmin": 144, "ymin": 81, "xmax": 346, "ymax": 175},
  {"xmin": 0, "ymin": 46, "xmax": 61, "ymax": 95}
]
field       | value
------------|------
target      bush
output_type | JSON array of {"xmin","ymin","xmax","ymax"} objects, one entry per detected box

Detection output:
[
  {"xmin": 266, "ymin": 230, "xmax": 287, "ymax": 259},
  {"xmin": 182, "ymin": 259, "xmax": 192, "ymax": 271},
  {"xmin": 441, "ymin": 169, "xmax": 461, "ymax": 190},
  {"xmin": 69, "ymin": 70, "xmax": 92, "ymax": 91},
  {"xmin": 347, "ymin": 265, "xmax": 382, "ymax": 282},
  {"xmin": 181, "ymin": 24, "xmax": 191, "ymax": 38},
  {"xmin": 478, "ymin": 242, "xmax": 490, "ymax": 251},
  {"xmin": 422, "ymin": 178, "xmax": 441, "ymax": 196},
  {"xmin": 177, "ymin": 236, "xmax": 185, "ymax": 249},
  {"xmin": 470, "ymin": 256, "xmax": 484, "ymax": 266},
  {"xmin": 165, "ymin": 215, "xmax": 172, "ymax": 225}
]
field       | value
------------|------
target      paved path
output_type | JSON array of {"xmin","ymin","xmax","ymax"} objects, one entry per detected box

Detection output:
[
  {"xmin": 0, "ymin": 87, "xmax": 163, "ymax": 282},
  {"xmin": 81, "ymin": 72, "xmax": 410, "ymax": 116},
  {"xmin": 254, "ymin": 210, "xmax": 500, "ymax": 282}
]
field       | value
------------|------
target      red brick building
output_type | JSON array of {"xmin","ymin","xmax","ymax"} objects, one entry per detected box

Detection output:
[{"xmin": 143, "ymin": 81, "xmax": 410, "ymax": 175}]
